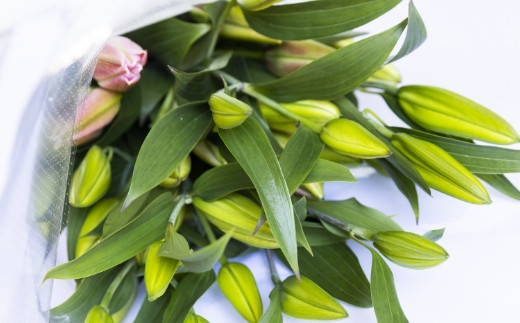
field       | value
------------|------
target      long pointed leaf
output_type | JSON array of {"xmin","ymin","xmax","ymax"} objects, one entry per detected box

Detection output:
[
  {"xmin": 477, "ymin": 174, "xmax": 520, "ymax": 200},
  {"xmin": 219, "ymin": 118, "xmax": 299, "ymax": 275},
  {"xmin": 379, "ymin": 159, "xmax": 419, "ymax": 221},
  {"xmin": 388, "ymin": 1, "xmax": 427, "ymax": 63}
]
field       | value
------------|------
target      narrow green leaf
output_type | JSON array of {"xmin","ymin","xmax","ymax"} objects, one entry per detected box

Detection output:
[
  {"xmin": 280, "ymin": 243, "xmax": 372, "ymax": 308},
  {"xmin": 388, "ymin": 1, "xmax": 427, "ymax": 63},
  {"xmin": 380, "ymin": 92, "xmax": 426, "ymax": 130},
  {"xmin": 258, "ymin": 287, "xmax": 283, "ymax": 323},
  {"xmin": 162, "ymin": 271, "xmax": 216, "ymax": 323},
  {"xmin": 302, "ymin": 222, "xmax": 348, "ymax": 246},
  {"xmin": 125, "ymin": 103, "xmax": 212, "ymax": 207},
  {"xmin": 108, "ymin": 268, "xmax": 138, "ymax": 318},
  {"xmin": 249, "ymin": 20, "xmax": 406, "ymax": 102},
  {"xmin": 243, "ymin": 0, "xmax": 401, "ymax": 40},
  {"xmin": 67, "ymin": 206, "xmax": 88, "ymax": 261},
  {"xmin": 394, "ymin": 127, "xmax": 520, "ymax": 174},
  {"xmin": 307, "ymin": 199, "xmax": 402, "ymax": 239},
  {"xmin": 379, "ymin": 159, "xmax": 419, "ymax": 221},
  {"xmin": 126, "ymin": 18, "xmax": 210, "ymax": 67},
  {"xmin": 50, "ymin": 268, "xmax": 119, "ymax": 322},
  {"xmin": 170, "ymin": 52, "xmax": 232, "ymax": 103},
  {"xmin": 293, "ymin": 197, "xmax": 312, "ymax": 254},
  {"xmin": 219, "ymin": 118, "xmax": 298, "ymax": 275},
  {"xmin": 159, "ymin": 230, "xmax": 191, "ymax": 259},
  {"xmin": 477, "ymin": 174, "xmax": 520, "ymax": 200},
  {"xmin": 369, "ymin": 247, "xmax": 409, "ymax": 323},
  {"xmin": 280, "ymin": 126, "xmax": 324, "ymax": 193},
  {"xmin": 134, "ymin": 288, "xmax": 171, "ymax": 323},
  {"xmin": 45, "ymin": 193, "xmax": 174, "ymax": 280},
  {"xmin": 423, "ymin": 228, "xmax": 445, "ymax": 242},
  {"xmin": 304, "ymin": 159, "xmax": 356, "ymax": 183}
]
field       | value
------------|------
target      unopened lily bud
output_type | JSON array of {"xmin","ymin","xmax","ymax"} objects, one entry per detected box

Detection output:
[
  {"xmin": 373, "ymin": 231, "xmax": 449, "ymax": 269},
  {"xmin": 73, "ymin": 88, "xmax": 122, "ymax": 146},
  {"xmin": 237, "ymin": 0, "xmax": 279, "ymax": 11},
  {"xmin": 259, "ymin": 100, "xmax": 340, "ymax": 133},
  {"xmin": 76, "ymin": 198, "xmax": 118, "ymax": 257},
  {"xmin": 391, "ymin": 133, "xmax": 491, "ymax": 204},
  {"xmin": 160, "ymin": 155, "xmax": 191, "ymax": 188},
  {"xmin": 302, "ymin": 183, "xmax": 324, "ymax": 199},
  {"xmin": 218, "ymin": 262, "xmax": 263, "ymax": 322},
  {"xmin": 193, "ymin": 194, "xmax": 278, "ymax": 248},
  {"xmin": 281, "ymin": 275, "xmax": 348, "ymax": 320},
  {"xmin": 320, "ymin": 118, "xmax": 391, "ymax": 159},
  {"xmin": 184, "ymin": 313, "xmax": 209, "ymax": 323},
  {"xmin": 93, "ymin": 36, "xmax": 147, "ymax": 92},
  {"xmin": 144, "ymin": 240, "xmax": 181, "ymax": 301},
  {"xmin": 69, "ymin": 145, "xmax": 112, "ymax": 208},
  {"xmin": 367, "ymin": 64, "xmax": 401, "ymax": 85},
  {"xmin": 85, "ymin": 305, "xmax": 114, "ymax": 323},
  {"xmin": 221, "ymin": 6, "xmax": 281, "ymax": 45},
  {"xmin": 193, "ymin": 140, "xmax": 227, "ymax": 167},
  {"xmin": 265, "ymin": 40, "xmax": 334, "ymax": 77},
  {"xmin": 398, "ymin": 85, "xmax": 520, "ymax": 144},
  {"xmin": 209, "ymin": 92, "xmax": 253, "ymax": 129}
]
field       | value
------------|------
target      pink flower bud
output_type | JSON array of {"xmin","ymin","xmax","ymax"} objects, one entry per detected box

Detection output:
[
  {"xmin": 93, "ymin": 36, "xmax": 147, "ymax": 92},
  {"xmin": 73, "ymin": 88, "xmax": 122, "ymax": 145}
]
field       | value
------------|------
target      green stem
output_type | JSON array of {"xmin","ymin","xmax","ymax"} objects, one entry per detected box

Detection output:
[
  {"xmin": 199, "ymin": 212, "xmax": 228, "ymax": 265},
  {"xmin": 205, "ymin": 0, "xmax": 236, "ymax": 59},
  {"xmin": 242, "ymin": 84, "xmax": 323, "ymax": 133},
  {"xmin": 110, "ymin": 147, "xmax": 133, "ymax": 163},
  {"xmin": 307, "ymin": 207, "xmax": 374, "ymax": 240},
  {"xmin": 100, "ymin": 260, "xmax": 136, "ymax": 308},
  {"xmin": 362, "ymin": 109, "xmax": 395, "ymax": 139},
  {"xmin": 265, "ymin": 249, "xmax": 281, "ymax": 285},
  {"xmin": 169, "ymin": 194, "xmax": 188, "ymax": 224},
  {"xmin": 362, "ymin": 81, "xmax": 398, "ymax": 95}
]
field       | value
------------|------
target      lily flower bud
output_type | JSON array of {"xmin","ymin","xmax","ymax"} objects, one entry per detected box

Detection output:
[
  {"xmin": 93, "ymin": 36, "xmax": 148, "ymax": 92},
  {"xmin": 373, "ymin": 231, "xmax": 449, "ymax": 269},
  {"xmin": 184, "ymin": 312, "xmax": 209, "ymax": 323},
  {"xmin": 280, "ymin": 275, "xmax": 348, "ymax": 320},
  {"xmin": 302, "ymin": 183, "xmax": 324, "ymax": 199},
  {"xmin": 391, "ymin": 133, "xmax": 491, "ymax": 204},
  {"xmin": 259, "ymin": 100, "xmax": 340, "ymax": 133},
  {"xmin": 73, "ymin": 88, "xmax": 122, "ymax": 146},
  {"xmin": 193, "ymin": 140, "xmax": 227, "ymax": 167},
  {"xmin": 160, "ymin": 155, "xmax": 191, "ymax": 188},
  {"xmin": 221, "ymin": 6, "xmax": 281, "ymax": 45},
  {"xmin": 69, "ymin": 145, "xmax": 112, "ymax": 208},
  {"xmin": 144, "ymin": 240, "xmax": 181, "ymax": 301},
  {"xmin": 76, "ymin": 198, "xmax": 119, "ymax": 258},
  {"xmin": 193, "ymin": 194, "xmax": 278, "ymax": 248},
  {"xmin": 320, "ymin": 118, "xmax": 391, "ymax": 158},
  {"xmin": 367, "ymin": 64, "xmax": 401, "ymax": 85},
  {"xmin": 265, "ymin": 40, "xmax": 334, "ymax": 77},
  {"xmin": 85, "ymin": 305, "xmax": 114, "ymax": 323},
  {"xmin": 218, "ymin": 262, "xmax": 263, "ymax": 323},
  {"xmin": 398, "ymin": 85, "xmax": 520, "ymax": 144},
  {"xmin": 237, "ymin": 0, "xmax": 279, "ymax": 11},
  {"xmin": 209, "ymin": 92, "xmax": 253, "ymax": 129}
]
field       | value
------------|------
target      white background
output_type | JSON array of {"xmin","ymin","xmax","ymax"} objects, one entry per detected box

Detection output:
[{"xmin": 2, "ymin": 0, "xmax": 520, "ymax": 322}]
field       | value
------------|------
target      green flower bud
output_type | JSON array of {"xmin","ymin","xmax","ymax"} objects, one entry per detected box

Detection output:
[
  {"xmin": 237, "ymin": 0, "xmax": 279, "ymax": 11},
  {"xmin": 302, "ymin": 183, "xmax": 324, "ymax": 200},
  {"xmin": 144, "ymin": 240, "xmax": 181, "ymax": 301},
  {"xmin": 160, "ymin": 155, "xmax": 191, "ymax": 188},
  {"xmin": 209, "ymin": 92, "xmax": 253, "ymax": 129},
  {"xmin": 218, "ymin": 262, "xmax": 263, "ymax": 323},
  {"xmin": 367, "ymin": 64, "xmax": 401, "ymax": 85},
  {"xmin": 398, "ymin": 85, "xmax": 520, "ymax": 144},
  {"xmin": 373, "ymin": 231, "xmax": 449, "ymax": 269},
  {"xmin": 259, "ymin": 100, "xmax": 340, "ymax": 133},
  {"xmin": 391, "ymin": 133, "xmax": 491, "ymax": 204},
  {"xmin": 85, "ymin": 305, "xmax": 114, "ymax": 323},
  {"xmin": 69, "ymin": 145, "xmax": 112, "ymax": 208},
  {"xmin": 193, "ymin": 194, "xmax": 278, "ymax": 248},
  {"xmin": 280, "ymin": 275, "xmax": 348, "ymax": 320},
  {"xmin": 184, "ymin": 312, "xmax": 209, "ymax": 323},
  {"xmin": 193, "ymin": 140, "xmax": 227, "ymax": 167},
  {"xmin": 221, "ymin": 6, "xmax": 281, "ymax": 45},
  {"xmin": 265, "ymin": 40, "xmax": 334, "ymax": 77},
  {"xmin": 320, "ymin": 118, "xmax": 391, "ymax": 158}
]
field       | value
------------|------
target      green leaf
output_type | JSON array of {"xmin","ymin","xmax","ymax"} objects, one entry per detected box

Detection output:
[
  {"xmin": 307, "ymin": 199, "xmax": 402, "ymax": 239},
  {"xmin": 423, "ymin": 228, "xmax": 445, "ymax": 242},
  {"xmin": 394, "ymin": 127, "xmax": 520, "ymax": 174},
  {"xmin": 159, "ymin": 230, "xmax": 191, "ymax": 259},
  {"xmin": 302, "ymin": 222, "xmax": 348, "ymax": 246},
  {"xmin": 134, "ymin": 288, "xmax": 171, "ymax": 323},
  {"xmin": 304, "ymin": 159, "xmax": 356, "ymax": 183},
  {"xmin": 108, "ymin": 267, "xmax": 138, "ymax": 318},
  {"xmin": 283, "ymin": 243, "xmax": 372, "ymax": 308},
  {"xmin": 170, "ymin": 52, "xmax": 232, "ymax": 103},
  {"xmin": 162, "ymin": 271, "xmax": 216, "ymax": 323},
  {"xmin": 379, "ymin": 159, "xmax": 419, "ymax": 221},
  {"xmin": 45, "ymin": 193, "xmax": 174, "ymax": 280},
  {"xmin": 163, "ymin": 231, "xmax": 232, "ymax": 273},
  {"xmin": 369, "ymin": 247, "xmax": 408, "ymax": 323},
  {"xmin": 248, "ymin": 20, "xmax": 406, "ymax": 102},
  {"xmin": 219, "ymin": 118, "xmax": 299, "ymax": 275},
  {"xmin": 280, "ymin": 126, "xmax": 324, "ymax": 193},
  {"xmin": 477, "ymin": 174, "xmax": 520, "ymax": 200},
  {"xmin": 126, "ymin": 18, "xmax": 210, "ymax": 67},
  {"xmin": 50, "ymin": 268, "xmax": 119, "ymax": 322},
  {"xmin": 125, "ymin": 103, "xmax": 213, "ymax": 207},
  {"xmin": 388, "ymin": 1, "xmax": 427, "ymax": 63},
  {"xmin": 258, "ymin": 287, "xmax": 283, "ymax": 323},
  {"xmin": 243, "ymin": 0, "xmax": 401, "ymax": 40},
  {"xmin": 67, "ymin": 206, "xmax": 88, "ymax": 261}
]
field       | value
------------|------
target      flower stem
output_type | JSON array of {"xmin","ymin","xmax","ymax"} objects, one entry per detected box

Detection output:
[
  {"xmin": 362, "ymin": 81, "xmax": 398, "ymax": 95},
  {"xmin": 265, "ymin": 249, "xmax": 281, "ymax": 285},
  {"xmin": 198, "ymin": 212, "xmax": 228, "ymax": 265}
]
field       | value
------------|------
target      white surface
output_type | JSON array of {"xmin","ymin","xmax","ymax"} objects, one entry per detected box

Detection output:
[{"xmin": 3, "ymin": 0, "xmax": 520, "ymax": 322}]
